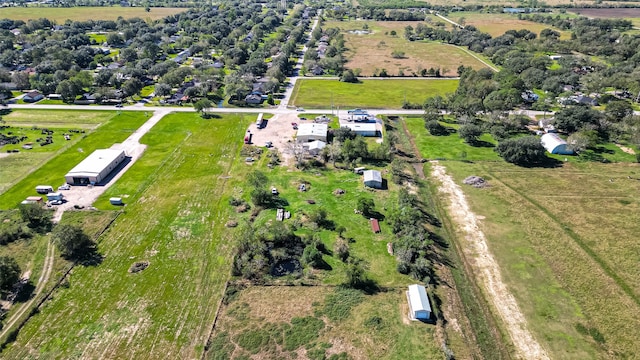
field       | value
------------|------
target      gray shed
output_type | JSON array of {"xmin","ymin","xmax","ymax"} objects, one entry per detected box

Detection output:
[
  {"xmin": 363, "ymin": 170, "xmax": 382, "ymax": 189},
  {"xmin": 407, "ymin": 284, "xmax": 432, "ymax": 321}
]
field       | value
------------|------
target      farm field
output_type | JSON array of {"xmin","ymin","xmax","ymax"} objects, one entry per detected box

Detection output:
[
  {"xmin": 0, "ymin": 6, "xmax": 186, "ymax": 22},
  {"xmin": 324, "ymin": 20, "xmax": 493, "ymax": 76},
  {"xmin": 1, "ymin": 113, "xmax": 251, "ymax": 359},
  {"xmin": 405, "ymin": 117, "xmax": 640, "ymax": 358},
  {"xmin": 568, "ymin": 8, "xmax": 640, "ymax": 27},
  {"xmin": 209, "ymin": 286, "xmax": 441, "ymax": 360},
  {"xmin": 449, "ymin": 12, "xmax": 572, "ymax": 39},
  {"xmin": 0, "ymin": 111, "xmax": 149, "ymax": 208},
  {"xmin": 355, "ymin": 0, "xmax": 640, "ymax": 6},
  {"xmin": 290, "ymin": 79, "xmax": 458, "ymax": 109}
]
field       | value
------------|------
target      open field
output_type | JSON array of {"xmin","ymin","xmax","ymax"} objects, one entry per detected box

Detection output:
[
  {"xmin": 0, "ymin": 111, "xmax": 149, "ymax": 208},
  {"xmin": 355, "ymin": 0, "xmax": 640, "ymax": 6},
  {"xmin": 405, "ymin": 114, "xmax": 640, "ymax": 358},
  {"xmin": 290, "ymin": 79, "xmax": 458, "ymax": 109},
  {"xmin": 210, "ymin": 286, "xmax": 441, "ymax": 359},
  {"xmin": 2, "ymin": 110, "xmax": 115, "ymax": 129},
  {"xmin": 0, "ymin": 7, "xmax": 186, "ymax": 22},
  {"xmin": 2, "ymin": 113, "xmax": 251, "ymax": 359},
  {"xmin": 325, "ymin": 20, "xmax": 492, "ymax": 76},
  {"xmin": 449, "ymin": 12, "xmax": 572, "ymax": 39},
  {"xmin": 568, "ymin": 8, "xmax": 640, "ymax": 27}
]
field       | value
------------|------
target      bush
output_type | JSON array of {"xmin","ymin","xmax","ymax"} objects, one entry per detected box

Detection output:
[
  {"xmin": 19, "ymin": 203, "xmax": 51, "ymax": 232},
  {"xmin": 0, "ymin": 256, "xmax": 20, "ymax": 292},
  {"xmin": 334, "ymin": 238, "xmax": 349, "ymax": 262},
  {"xmin": 425, "ymin": 120, "xmax": 449, "ymax": 136},
  {"xmin": 458, "ymin": 124, "xmax": 483, "ymax": 145}
]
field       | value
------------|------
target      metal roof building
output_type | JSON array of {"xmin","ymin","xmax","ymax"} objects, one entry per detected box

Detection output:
[
  {"xmin": 407, "ymin": 284, "xmax": 432, "ymax": 321},
  {"xmin": 65, "ymin": 148, "xmax": 126, "ymax": 185},
  {"xmin": 296, "ymin": 123, "xmax": 328, "ymax": 142},
  {"xmin": 541, "ymin": 133, "xmax": 573, "ymax": 155},
  {"xmin": 341, "ymin": 123, "xmax": 378, "ymax": 137},
  {"xmin": 363, "ymin": 170, "xmax": 382, "ymax": 189}
]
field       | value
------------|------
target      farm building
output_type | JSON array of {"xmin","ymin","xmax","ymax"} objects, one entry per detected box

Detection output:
[
  {"xmin": 306, "ymin": 140, "xmax": 326, "ymax": 155},
  {"xmin": 65, "ymin": 148, "xmax": 126, "ymax": 185},
  {"xmin": 370, "ymin": 218, "xmax": 380, "ymax": 233},
  {"xmin": 407, "ymin": 284, "xmax": 432, "ymax": 321},
  {"xmin": 341, "ymin": 123, "xmax": 378, "ymax": 137},
  {"xmin": 363, "ymin": 170, "xmax": 382, "ymax": 189},
  {"xmin": 541, "ymin": 133, "xmax": 573, "ymax": 155},
  {"xmin": 296, "ymin": 123, "xmax": 328, "ymax": 142}
]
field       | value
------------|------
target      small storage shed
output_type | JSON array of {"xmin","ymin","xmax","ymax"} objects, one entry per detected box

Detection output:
[
  {"xmin": 109, "ymin": 197, "xmax": 123, "ymax": 205},
  {"xmin": 370, "ymin": 218, "xmax": 380, "ymax": 233},
  {"xmin": 363, "ymin": 170, "xmax": 382, "ymax": 189},
  {"xmin": 307, "ymin": 140, "xmax": 326, "ymax": 155},
  {"xmin": 407, "ymin": 284, "xmax": 432, "ymax": 321},
  {"xmin": 541, "ymin": 133, "xmax": 573, "ymax": 155}
]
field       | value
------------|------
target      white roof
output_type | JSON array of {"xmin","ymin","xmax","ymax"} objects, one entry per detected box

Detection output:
[
  {"xmin": 540, "ymin": 133, "xmax": 567, "ymax": 153},
  {"xmin": 342, "ymin": 123, "xmax": 377, "ymax": 133},
  {"xmin": 297, "ymin": 123, "xmax": 328, "ymax": 138},
  {"xmin": 408, "ymin": 284, "xmax": 431, "ymax": 313},
  {"xmin": 363, "ymin": 170, "xmax": 382, "ymax": 183},
  {"xmin": 66, "ymin": 149, "xmax": 124, "ymax": 177},
  {"xmin": 307, "ymin": 140, "xmax": 326, "ymax": 150}
]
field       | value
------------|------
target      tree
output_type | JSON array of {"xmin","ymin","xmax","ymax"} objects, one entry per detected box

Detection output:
[
  {"xmin": 56, "ymin": 79, "xmax": 82, "ymax": 103},
  {"xmin": 554, "ymin": 106, "xmax": 602, "ymax": 134},
  {"xmin": 11, "ymin": 71, "xmax": 30, "ymax": 90},
  {"xmin": 0, "ymin": 256, "xmax": 20, "ymax": 292},
  {"xmin": 334, "ymin": 237, "xmax": 349, "ymax": 262},
  {"xmin": 567, "ymin": 130, "xmax": 598, "ymax": 152},
  {"xmin": 333, "ymin": 127, "xmax": 357, "ymax": 143},
  {"xmin": 154, "ymin": 83, "xmax": 172, "ymax": 98},
  {"xmin": 122, "ymin": 78, "xmax": 143, "ymax": 98},
  {"xmin": 51, "ymin": 224, "xmax": 94, "ymax": 259},
  {"xmin": 495, "ymin": 136, "xmax": 548, "ymax": 166},
  {"xmin": 605, "ymin": 100, "xmax": 633, "ymax": 122},
  {"xmin": 302, "ymin": 244, "xmax": 323, "ymax": 268},
  {"xmin": 425, "ymin": 120, "xmax": 449, "ymax": 136},
  {"xmin": 458, "ymin": 124, "xmax": 483, "ymax": 145},
  {"xmin": 19, "ymin": 203, "xmax": 50, "ymax": 231},
  {"xmin": 356, "ymin": 197, "xmax": 375, "ymax": 218},
  {"xmin": 340, "ymin": 69, "xmax": 358, "ymax": 83},
  {"xmin": 194, "ymin": 99, "xmax": 213, "ymax": 115}
]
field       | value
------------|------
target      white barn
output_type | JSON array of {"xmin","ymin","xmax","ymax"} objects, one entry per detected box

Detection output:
[
  {"xmin": 363, "ymin": 170, "xmax": 382, "ymax": 189},
  {"xmin": 65, "ymin": 148, "xmax": 126, "ymax": 185},
  {"xmin": 541, "ymin": 133, "xmax": 573, "ymax": 155},
  {"xmin": 296, "ymin": 123, "xmax": 328, "ymax": 142},
  {"xmin": 341, "ymin": 123, "xmax": 378, "ymax": 137},
  {"xmin": 407, "ymin": 284, "xmax": 432, "ymax": 321},
  {"xmin": 306, "ymin": 140, "xmax": 326, "ymax": 155}
]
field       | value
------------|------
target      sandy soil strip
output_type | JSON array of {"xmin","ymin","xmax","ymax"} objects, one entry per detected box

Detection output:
[{"xmin": 431, "ymin": 162, "xmax": 549, "ymax": 360}]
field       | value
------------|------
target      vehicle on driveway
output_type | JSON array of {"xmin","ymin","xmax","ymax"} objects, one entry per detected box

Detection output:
[
  {"xmin": 296, "ymin": 107, "xmax": 305, "ymax": 112},
  {"xmin": 58, "ymin": 184, "xmax": 71, "ymax": 191}
]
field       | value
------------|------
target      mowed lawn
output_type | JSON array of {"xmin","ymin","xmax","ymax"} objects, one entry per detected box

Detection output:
[
  {"xmin": 451, "ymin": 12, "xmax": 572, "ymax": 39},
  {"xmin": 0, "ymin": 111, "xmax": 147, "ymax": 203},
  {"xmin": 290, "ymin": 79, "xmax": 458, "ymax": 109},
  {"xmin": 0, "ymin": 6, "xmax": 186, "ymax": 22},
  {"xmin": 419, "ymin": 152, "xmax": 640, "ymax": 357},
  {"xmin": 325, "ymin": 20, "xmax": 493, "ymax": 76},
  {"xmin": 2, "ymin": 113, "xmax": 252, "ymax": 359}
]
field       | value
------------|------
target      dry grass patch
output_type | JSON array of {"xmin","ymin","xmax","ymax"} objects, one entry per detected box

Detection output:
[
  {"xmin": 325, "ymin": 20, "xmax": 491, "ymax": 76},
  {"xmin": 452, "ymin": 12, "xmax": 572, "ymax": 39},
  {"xmin": 0, "ymin": 6, "xmax": 186, "ymax": 22}
]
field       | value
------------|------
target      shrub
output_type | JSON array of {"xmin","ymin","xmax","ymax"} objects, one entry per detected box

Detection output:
[
  {"xmin": 458, "ymin": 124, "xmax": 483, "ymax": 145},
  {"xmin": 495, "ymin": 136, "xmax": 548, "ymax": 166},
  {"xmin": 425, "ymin": 120, "xmax": 449, "ymax": 136}
]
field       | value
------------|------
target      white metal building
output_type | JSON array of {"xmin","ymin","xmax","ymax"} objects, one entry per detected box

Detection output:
[
  {"xmin": 341, "ymin": 123, "xmax": 378, "ymax": 137},
  {"xmin": 407, "ymin": 284, "xmax": 432, "ymax": 321},
  {"xmin": 65, "ymin": 149, "xmax": 126, "ymax": 185},
  {"xmin": 306, "ymin": 140, "xmax": 326, "ymax": 155},
  {"xmin": 363, "ymin": 170, "xmax": 382, "ymax": 189},
  {"xmin": 296, "ymin": 123, "xmax": 328, "ymax": 142},
  {"xmin": 541, "ymin": 133, "xmax": 573, "ymax": 155}
]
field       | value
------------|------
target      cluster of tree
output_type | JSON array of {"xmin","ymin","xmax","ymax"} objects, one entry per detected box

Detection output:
[
  {"xmin": 322, "ymin": 128, "xmax": 393, "ymax": 168},
  {"xmin": 387, "ymin": 188, "xmax": 435, "ymax": 282}
]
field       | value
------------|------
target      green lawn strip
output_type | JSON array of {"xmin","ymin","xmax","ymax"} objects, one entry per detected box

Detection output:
[
  {"xmin": 0, "ymin": 153, "xmax": 50, "ymax": 194},
  {"xmin": 0, "ymin": 111, "xmax": 149, "ymax": 209},
  {"xmin": 3, "ymin": 109, "xmax": 114, "ymax": 127},
  {"xmin": 2, "ymin": 113, "xmax": 252, "ymax": 359},
  {"xmin": 291, "ymin": 79, "xmax": 458, "ymax": 109},
  {"xmin": 443, "ymin": 161, "xmax": 640, "ymax": 357},
  {"xmin": 404, "ymin": 116, "xmax": 502, "ymax": 161},
  {"xmin": 0, "ymin": 6, "xmax": 186, "ymax": 22}
]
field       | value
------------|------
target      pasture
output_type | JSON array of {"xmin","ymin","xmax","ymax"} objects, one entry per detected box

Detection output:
[
  {"xmin": 324, "ymin": 20, "xmax": 492, "ymax": 76},
  {"xmin": 209, "ymin": 286, "xmax": 441, "ymax": 359},
  {"xmin": 290, "ymin": 79, "xmax": 458, "ymax": 109},
  {"xmin": 0, "ymin": 111, "xmax": 149, "ymax": 208},
  {"xmin": 405, "ymin": 115, "xmax": 640, "ymax": 358},
  {"xmin": 0, "ymin": 7, "xmax": 186, "ymax": 22},
  {"xmin": 449, "ymin": 12, "xmax": 572, "ymax": 39},
  {"xmin": 568, "ymin": 8, "xmax": 640, "ymax": 28},
  {"xmin": 1, "ymin": 113, "xmax": 251, "ymax": 359}
]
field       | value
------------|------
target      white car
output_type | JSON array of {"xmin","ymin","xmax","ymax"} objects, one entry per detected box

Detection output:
[
  {"xmin": 58, "ymin": 184, "xmax": 71, "ymax": 190},
  {"xmin": 296, "ymin": 107, "xmax": 305, "ymax": 112}
]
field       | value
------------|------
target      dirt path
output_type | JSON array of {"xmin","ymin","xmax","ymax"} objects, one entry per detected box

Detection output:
[
  {"xmin": 0, "ymin": 240, "xmax": 55, "ymax": 340},
  {"xmin": 431, "ymin": 162, "xmax": 549, "ymax": 360}
]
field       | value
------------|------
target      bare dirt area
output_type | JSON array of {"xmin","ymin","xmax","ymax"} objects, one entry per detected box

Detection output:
[
  {"xmin": 246, "ymin": 113, "xmax": 298, "ymax": 163},
  {"xmin": 616, "ymin": 144, "xmax": 636, "ymax": 155},
  {"xmin": 569, "ymin": 8, "xmax": 640, "ymax": 18},
  {"xmin": 431, "ymin": 162, "xmax": 549, "ymax": 360}
]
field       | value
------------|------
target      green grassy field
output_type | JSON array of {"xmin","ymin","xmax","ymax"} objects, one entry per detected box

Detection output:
[
  {"xmin": 290, "ymin": 79, "xmax": 458, "ymax": 109},
  {"xmin": 1, "ymin": 113, "xmax": 251, "ymax": 359},
  {"xmin": 2, "ymin": 110, "xmax": 114, "ymax": 129},
  {"xmin": 324, "ymin": 20, "xmax": 493, "ymax": 76},
  {"xmin": 0, "ymin": 6, "xmax": 186, "ymax": 22},
  {"xmin": 211, "ymin": 286, "xmax": 441, "ymax": 359},
  {"xmin": 405, "ymin": 115, "xmax": 640, "ymax": 358},
  {"xmin": 0, "ymin": 111, "xmax": 149, "ymax": 208}
]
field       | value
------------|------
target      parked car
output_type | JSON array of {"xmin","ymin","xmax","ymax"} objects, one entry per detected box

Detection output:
[
  {"xmin": 265, "ymin": 141, "xmax": 273, "ymax": 148},
  {"xmin": 271, "ymin": 187, "xmax": 278, "ymax": 195},
  {"xmin": 115, "ymin": 103, "xmax": 123, "ymax": 108},
  {"xmin": 296, "ymin": 107, "xmax": 305, "ymax": 112},
  {"xmin": 58, "ymin": 184, "xmax": 71, "ymax": 191},
  {"xmin": 49, "ymin": 199, "xmax": 63, "ymax": 205}
]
